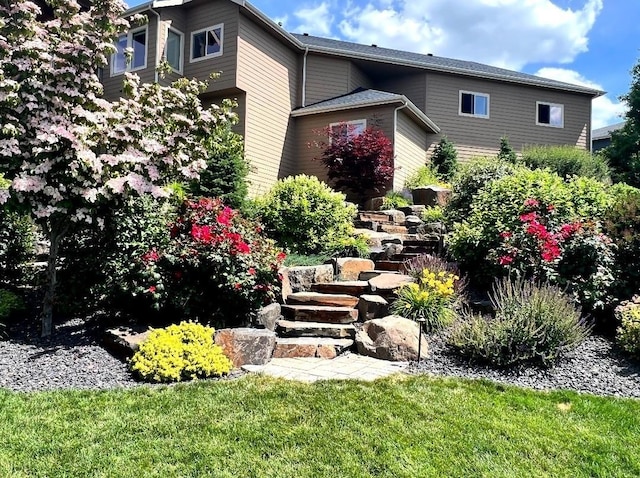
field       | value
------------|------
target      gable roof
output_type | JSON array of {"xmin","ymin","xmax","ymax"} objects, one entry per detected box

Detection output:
[
  {"xmin": 293, "ymin": 34, "xmax": 603, "ymax": 98},
  {"xmin": 291, "ymin": 88, "xmax": 440, "ymax": 133},
  {"xmin": 592, "ymin": 121, "xmax": 625, "ymax": 141}
]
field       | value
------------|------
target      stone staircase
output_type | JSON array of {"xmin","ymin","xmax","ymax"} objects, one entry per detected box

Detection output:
[{"xmin": 272, "ymin": 206, "xmax": 446, "ymax": 359}]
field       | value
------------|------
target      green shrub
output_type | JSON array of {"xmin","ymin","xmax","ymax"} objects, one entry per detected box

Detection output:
[
  {"xmin": 445, "ymin": 157, "xmax": 519, "ymax": 225},
  {"xmin": 497, "ymin": 136, "xmax": 518, "ymax": 164},
  {"xmin": 130, "ymin": 321, "xmax": 232, "ymax": 383},
  {"xmin": 430, "ymin": 137, "xmax": 459, "ymax": 181},
  {"xmin": 404, "ymin": 165, "xmax": 444, "ymax": 190},
  {"xmin": 254, "ymin": 175, "xmax": 357, "ymax": 255},
  {"xmin": 448, "ymin": 278, "xmax": 590, "ymax": 367},
  {"xmin": 391, "ymin": 268, "xmax": 460, "ymax": 332},
  {"xmin": 616, "ymin": 304, "xmax": 640, "ymax": 357},
  {"xmin": 0, "ymin": 288, "xmax": 24, "ymax": 322},
  {"xmin": 421, "ymin": 206, "xmax": 445, "ymax": 223},
  {"xmin": 521, "ymin": 145, "xmax": 611, "ymax": 182},
  {"xmin": 322, "ymin": 233, "xmax": 370, "ymax": 258},
  {"xmin": 381, "ymin": 191, "xmax": 411, "ymax": 209},
  {"xmin": 604, "ymin": 184, "xmax": 640, "ymax": 301}
]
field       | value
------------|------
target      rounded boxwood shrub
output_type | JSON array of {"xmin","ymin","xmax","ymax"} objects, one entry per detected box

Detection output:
[
  {"xmin": 616, "ymin": 303, "xmax": 640, "ymax": 357},
  {"xmin": 448, "ymin": 278, "xmax": 590, "ymax": 367},
  {"xmin": 254, "ymin": 175, "xmax": 357, "ymax": 255},
  {"xmin": 521, "ymin": 145, "xmax": 611, "ymax": 183},
  {"xmin": 0, "ymin": 288, "xmax": 24, "ymax": 324},
  {"xmin": 130, "ymin": 321, "xmax": 232, "ymax": 383}
]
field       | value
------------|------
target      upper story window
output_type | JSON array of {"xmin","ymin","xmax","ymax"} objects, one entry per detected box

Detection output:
[
  {"xmin": 111, "ymin": 26, "xmax": 147, "ymax": 76},
  {"xmin": 537, "ymin": 101, "xmax": 564, "ymax": 128},
  {"xmin": 191, "ymin": 24, "xmax": 223, "ymax": 62},
  {"xmin": 459, "ymin": 91, "xmax": 489, "ymax": 118},
  {"xmin": 329, "ymin": 119, "xmax": 367, "ymax": 142},
  {"xmin": 165, "ymin": 27, "xmax": 184, "ymax": 73}
]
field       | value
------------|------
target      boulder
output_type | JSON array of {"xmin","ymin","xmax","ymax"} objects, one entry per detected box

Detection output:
[
  {"xmin": 363, "ymin": 197, "xmax": 385, "ymax": 211},
  {"xmin": 355, "ymin": 315, "xmax": 428, "ymax": 361},
  {"xmin": 380, "ymin": 209, "xmax": 406, "ymax": 224},
  {"xmin": 334, "ymin": 257, "xmax": 376, "ymax": 281},
  {"xmin": 404, "ymin": 215, "xmax": 423, "ymax": 228},
  {"xmin": 399, "ymin": 205, "xmax": 426, "ymax": 217},
  {"xmin": 381, "ymin": 242, "xmax": 403, "ymax": 259},
  {"xmin": 358, "ymin": 294, "xmax": 389, "ymax": 321},
  {"xmin": 281, "ymin": 264, "xmax": 334, "ymax": 293},
  {"xmin": 214, "ymin": 328, "xmax": 276, "ymax": 368},
  {"xmin": 255, "ymin": 302, "xmax": 281, "ymax": 331},
  {"xmin": 103, "ymin": 326, "xmax": 150, "ymax": 359},
  {"xmin": 368, "ymin": 273, "xmax": 414, "ymax": 297},
  {"xmin": 412, "ymin": 186, "xmax": 452, "ymax": 207}
]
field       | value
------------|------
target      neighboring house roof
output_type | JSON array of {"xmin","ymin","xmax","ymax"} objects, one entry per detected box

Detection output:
[
  {"xmin": 291, "ymin": 89, "xmax": 441, "ymax": 133},
  {"xmin": 592, "ymin": 121, "xmax": 625, "ymax": 141},
  {"xmin": 293, "ymin": 34, "xmax": 604, "ymax": 98}
]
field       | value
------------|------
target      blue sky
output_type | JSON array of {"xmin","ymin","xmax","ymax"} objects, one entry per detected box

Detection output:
[{"xmin": 127, "ymin": 0, "xmax": 639, "ymax": 128}]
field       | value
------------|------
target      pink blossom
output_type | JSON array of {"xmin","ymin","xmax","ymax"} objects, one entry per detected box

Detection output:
[{"xmin": 524, "ymin": 198, "xmax": 539, "ymax": 208}]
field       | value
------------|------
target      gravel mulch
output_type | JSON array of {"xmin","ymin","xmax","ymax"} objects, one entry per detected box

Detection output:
[
  {"xmin": 411, "ymin": 331, "xmax": 640, "ymax": 399},
  {"xmin": 0, "ymin": 318, "xmax": 243, "ymax": 393}
]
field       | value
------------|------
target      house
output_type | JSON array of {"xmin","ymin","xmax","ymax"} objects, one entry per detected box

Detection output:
[
  {"xmin": 103, "ymin": 0, "xmax": 603, "ymax": 196},
  {"xmin": 592, "ymin": 121, "xmax": 625, "ymax": 152}
]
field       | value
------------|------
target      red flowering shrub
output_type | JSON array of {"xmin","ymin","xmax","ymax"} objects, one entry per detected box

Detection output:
[
  {"xmin": 319, "ymin": 125, "xmax": 394, "ymax": 204},
  {"xmin": 140, "ymin": 198, "xmax": 285, "ymax": 326},
  {"xmin": 494, "ymin": 198, "xmax": 615, "ymax": 310}
]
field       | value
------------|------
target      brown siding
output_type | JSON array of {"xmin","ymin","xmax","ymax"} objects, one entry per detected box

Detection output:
[
  {"xmin": 424, "ymin": 72, "xmax": 592, "ymax": 161},
  {"xmin": 102, "ymin": 13, "xmax": 158, "ymax": 101},
  {"xmin": 305, "ymin": 55, "xmax": 352, "ymax": 105},
  {"xmin": 349, "ymin": 63, "xmax": 373, "ymax": 91},
  {"xmin": 377, "ymin": 73, "xmax": 427, "ymax": 112},
  {"xmin": 157, "ymin": 6, "xmax": 188, "ymax": 86},
  {"xmin": 394, "ymin": 112, "xmax": 428, "ymax": 190},
  {"xmin": 182, "ymin": 0, "xmax": 239, "ymax": 94},
  {"xmin": 237, "ymin": 15, "xmax": 299, "ymax": 196},
  {"xmin": 295, "ymin": 106, "xmax": 397, "ymax": 184}
]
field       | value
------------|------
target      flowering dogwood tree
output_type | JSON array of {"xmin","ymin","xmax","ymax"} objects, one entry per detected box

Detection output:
[{"xmin": 0, "ymin": 0, "xmax": 236, "ymax": 335}]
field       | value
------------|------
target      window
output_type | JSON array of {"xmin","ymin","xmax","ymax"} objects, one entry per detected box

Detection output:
[
  {"xmin": 329, "ymin": 119, "xmax": 367, "ymax": 142},
  {"xmin": 459, "ymin": 91, "xmax": 489, "ymax": 118},
  {"xmin": 191, "ymin": 24, "xmax": 223, "ymax": 61},
  {"xmin": 111, "ymin": 26, "xmax": 147, "ymax": 75},
  {"xmin": 165, "ymin": 27, "xmax": 184, "ymax": 73},
  {"xmin": 537, "ymin": 101, "xmax": 564, "ymax": 128}
]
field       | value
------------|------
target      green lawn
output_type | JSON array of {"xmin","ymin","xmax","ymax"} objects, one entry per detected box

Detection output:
[{"xmin": 1, "ymin": 375, "xmax": 638, "ymax": 477}]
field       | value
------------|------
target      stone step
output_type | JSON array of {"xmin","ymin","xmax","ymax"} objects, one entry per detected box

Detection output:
[
  {"xmin": 401, "ymin": 245, "xmax": 437, "ymax": 254},
  {"xmin": 390, "ymin": 252, "xmax": 424, "ymax": 262},
  {"xmin": 310, "ymin": 280, "xmax": 370, "ymax": 296},
  {"xmin": 281, "ymin": 304, "xmax": 359, "ymax": 324},
  {"xmin": 276, "ymin": 319, "xmax": 356, "ymax": 339},
  {"xmin": 368, "ymin": 273, "xmax": 415, "ymax": 298},
  {"xmin": 379, "ymin": 224, "xmax": 408, "ymax": 234},
  {"xmin": 374, "ymin": 260, "xmax": 409, "ymax": 273},
  {"xmin": 402, "ymin": 238, "xmax": 440, "ymax": 248},
  {"xmin": 359, "ymin": 212, "xmax": 393, "ymax": 224},
  {"xmin": 286, "ymin": 291, "xmax": 359, "ymax": 308},
  {"xmin": 273, "ymin": 337, "xmax": 354, "ymax": 359},
  {"xmin": 358, "ymin": 269, "xmax": 400, "ymax": 281}
]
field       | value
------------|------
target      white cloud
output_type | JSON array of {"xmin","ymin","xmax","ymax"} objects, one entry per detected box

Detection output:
[
  {"xmin": 288, "ymin": 0, "xmax": 602, "ymax": 71},
  {"xmin": 534, "ymin": 67, "xmax": 627, "ymax": 129},
  {"xmin": 291, "ymin": 2, "xmax": 334, "ymax": 37}
]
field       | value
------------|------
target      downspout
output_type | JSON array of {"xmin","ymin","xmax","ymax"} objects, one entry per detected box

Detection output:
[
  {"xmin": 142, "ymin": 6, "xmax": 162, "ymax": 84},
  {"xmin": 302, "ymin": 47, "xmax": 309, "ymax": 107},
  {"xmin": 393, "ymin": 101, "xmax": 408, "ymax": 191}
]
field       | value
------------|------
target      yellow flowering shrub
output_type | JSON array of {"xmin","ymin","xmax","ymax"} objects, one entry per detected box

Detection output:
[
  {"xmin": 391, "ymin": 268, "xmax": 459, "ymax": 331},
  {"xmin": 130, "ymin": 321, "xmax": 232, "ymax": 383}
]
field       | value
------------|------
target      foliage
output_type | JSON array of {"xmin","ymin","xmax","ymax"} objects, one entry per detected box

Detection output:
[
  {"xmin": 448, "ymin": 278, "xmax": 590, "ymax": 367},
  {"xmin": 404, "ymin": 165, "xmax": 445, "ymax": 190},
  {"xmin": 0, "ymin": 1, "xmax": 238, "ymax": 335},
  {"xmin": 187, "ymin": 101, "xmax": 248, "ymax": 208},
  {"xmin": 521, "ymin": 145, "xmax": 611, "ymax": 182},
  {"xmin": 381, "ymin": 191, "xmax": 411, "ymax": 209},
  {"xmin": 603, "ymin": 183, "xmax": 640, "ymax": 301},
  {"xmin": 319, "ymin": 126, "xmax": 394, "ymax": 204},
  {"xmin": 448, "ymin": 168, "xmax": 613, "ymax": 299},
  {"xmin": 322, "ymin": 234, "xmax": 371, "ymax": 259},
  {"xmin": 139, "ymin": 198, "xmax": 286, "ymax": 327},
  {"xmin": 445, "ymin": 157, "xmax": 519, "ymax": 225},
  {"xmin": 497, "ymin": 136, "xmax": 518, "ymax": 164},
  {"xmin": 0, "ymin": 289, "xmax": 24, "ymax": 323},
  {"xmin": 421, "ymin": 205, "xmax": 445, "ymax": 223},
  {"xmin": 430, "ymin": 137, "xmax": 459, "ymax": 181},
  {"xmin": 602, "ymin": 58, "xmax": 640, "ymax": 187},
  {"xmin": 130, "ymin": 321, "xmax": 232, "ymax": 383},
  {"xmin": 616, "ymin": 305, "xmax": 640, "ymax": 357},
  {"xmin": 283, "ymin": 253, "xmax": 331, "ymax": 267},
  {"xmin": 254, "ymin": 175, "xmax": 357, "ymax": 255},
  {"xmin": 391, "ymin": 268, "xmax": 460, "ymax": 331}
]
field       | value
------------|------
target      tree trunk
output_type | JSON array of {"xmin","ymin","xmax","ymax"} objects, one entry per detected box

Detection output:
[{"xmin": 41, "ymin": 222, "xmax": 68, "ymax": 337}]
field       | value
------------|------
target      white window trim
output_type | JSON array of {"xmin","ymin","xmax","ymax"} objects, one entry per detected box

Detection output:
[
  {"xmin": 190, "ymin": 23, "xmax": 224, "ymax": 63},
  {"xmin": 536, "ymin": 101, "xmax": 564, "ymax": 128},
  {"xmin": 110, "ymin": 25, "xmax": 148, "ymax": 77},
  {"xmin": 328, "ymin": 119, "xmax": 367, "ymax": 144},
  {"xmin": 165, "ymin": 26, "xmax": 184, "ymax": 74},
  {"xmin": 458, "ymin": 90, "xmax": 490, "ymax": 119}
]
